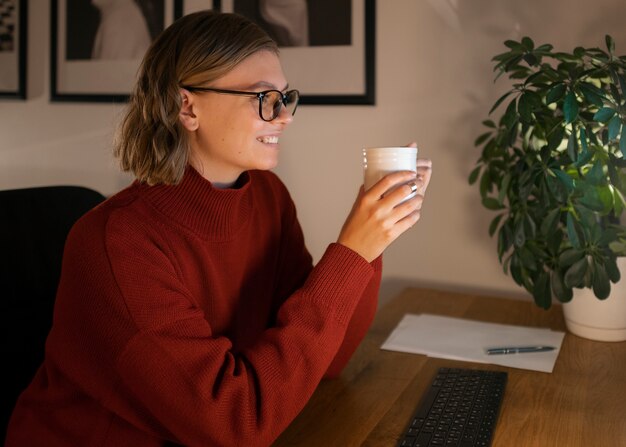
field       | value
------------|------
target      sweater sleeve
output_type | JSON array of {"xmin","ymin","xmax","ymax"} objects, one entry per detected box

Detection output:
[
  {"xmin": 324, "ymin": 254, "xmax": 382, "ymax": 378},
  {"xmin": 271, "ymin": 186, "xmax": 382, "ymax": 379},
  {"xmin": 98, "ymin": 219, "xmax": 375, "ymax": 447}
]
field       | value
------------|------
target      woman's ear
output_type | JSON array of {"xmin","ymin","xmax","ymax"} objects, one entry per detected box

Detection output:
[{"xmin": 179, "ymin": 89, "xmax": 199, "ymax": 131}]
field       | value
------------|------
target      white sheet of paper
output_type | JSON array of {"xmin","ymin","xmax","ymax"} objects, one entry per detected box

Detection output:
[{"xmin": 380, "ymin": 313, "xmax": 565, "ymax": 373}]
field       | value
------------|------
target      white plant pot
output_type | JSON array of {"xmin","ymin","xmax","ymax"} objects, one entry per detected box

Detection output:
[{"xmin": 562, "ymin": 258, "xmax": 626, "ymax": 342}]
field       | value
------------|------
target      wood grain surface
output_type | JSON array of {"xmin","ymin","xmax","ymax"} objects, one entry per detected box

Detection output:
[{"xmin": 272, "ymin": 287, "xmax": 626, "ymax": 447}]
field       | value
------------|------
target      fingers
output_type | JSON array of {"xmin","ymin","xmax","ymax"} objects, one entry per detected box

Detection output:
[
  {"xmin": 366, "ymin": 170, "xmax": 416, "ymax": 201},
  {"xmin": 388, "ymin": 188, "xmax": 424, "ymax": 223},
  {"xmin": 415, "ymin": 159, "xmax": 432, "ymax": 195}
]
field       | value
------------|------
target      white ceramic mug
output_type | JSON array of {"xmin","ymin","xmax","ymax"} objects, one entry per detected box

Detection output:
[{"xmin": 363, "ymin": 146, "xmax": 418, "ymax": 202}]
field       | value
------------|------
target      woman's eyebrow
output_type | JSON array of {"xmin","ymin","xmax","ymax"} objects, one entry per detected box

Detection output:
[{"xmin": 247, "ymin": 81, "xmax": 290, "ymax": 91}]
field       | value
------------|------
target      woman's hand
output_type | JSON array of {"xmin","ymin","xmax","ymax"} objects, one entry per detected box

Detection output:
[{"xmin": 337, "ymin": 143, "xmax": 432, "ymax": 262}]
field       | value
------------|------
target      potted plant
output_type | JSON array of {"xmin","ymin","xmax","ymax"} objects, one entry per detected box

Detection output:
[{"xmin": 469, "ymin": 35, "xmax": 626, "ymax": 339}]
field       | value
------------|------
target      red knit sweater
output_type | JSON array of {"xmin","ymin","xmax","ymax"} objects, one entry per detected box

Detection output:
[{"xmin": 6, "ymin": 167, "xmax": 381, "ymax": 447}]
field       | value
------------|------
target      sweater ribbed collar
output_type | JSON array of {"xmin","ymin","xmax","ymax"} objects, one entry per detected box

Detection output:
[{"xmin": 138, "ymin": 166, "xmax": 253, "ymax": 241}]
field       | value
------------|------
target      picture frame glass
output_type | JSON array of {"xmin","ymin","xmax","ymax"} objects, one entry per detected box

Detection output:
[
  {"xmin": 0, "ymin": 0, "xmax": 25, "ymax": 98},
  {"xmin": 51, "ymin": 0, "xmax": 372, "ymax": 104},
  {"xmin": 220, "ymin": 0, "xmax": 373, "ymax": 104},
  {"xmin": 52, "ymin": 0, "xmax": 216, "ymax": 100}
]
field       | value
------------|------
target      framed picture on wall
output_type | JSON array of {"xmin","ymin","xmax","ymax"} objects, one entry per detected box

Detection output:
[
  {"xmin": 51, "ymin": 0, "xmax": 219, "ymax": 102},
  {"xmin": 0, "ymin": 0, "xmax": 27, "ymax": 99},
  {"xmin": 220, "ymin": 0, "xmax": 375, "ymax": 105}
]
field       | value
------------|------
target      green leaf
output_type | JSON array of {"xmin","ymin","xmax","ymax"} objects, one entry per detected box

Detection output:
[
  {"xmin": 518, "ymin": 92, "xmax": 533, "ymax": 123},
  {"xmin": 510, "ymin": 69, "xmax": 531, "ymax": 79},
  {"xmin": 468, "ymin": 166, "xmax": 481, "ymax": 185},
  {"xmin": 608, "ymin": 115, "xmax": 622, "ymax": 141},
  {"xmin": 592, "ymin": 262, "xmax": 611, "ymax": 299},
  {"xmin": 507, "ymin": 122, "xmax": 519, "ymax": 147},
  {"xmin": 586, "ymin": 160, "xmax": 606, "ymax": 186},
  {"xmin": 587, "ymin": 126, "xmax": 599, "ymax": 145},
  {"xmin": 535, "ymin": 43, "xmax": 554, "ymax": 53},
  {"xmin": 533, "ymin": 271, "xmax": 551, "ymax": 309},
  {"xmin": 546, "ymin": 83, "xmax": 567, "ymax": 104},
  {"xmin": 567, "ymin": 130, "xmax": 578, "ymax": 162},
  {"xmin": 594, "ymin": 107, "xmax": 616, "ymax": 123},
  {"xmin": 498, "ymin": 222, "xmax": 513, "ymax": 260},
  {"xmin": 521, "ymin": 36, "xmax": 535, "ymax": 51},
  {"xmin": 504, "ymin": 55, "xmax": 525, "ymax": 72},
  {"xmin": 563, "ymin": 91, "xmax": 579, "ymax": 124},
  {"xmin": 524, "ymin": 213, "xmax": 537, "ymax": 239},
  {"xmin": 618, "ymin": 74, "xmax": 626, "ymax": 98},
  {"xmin": 489, "ymin": 90, "xmax": 514, "ymax": 115},
  {"xmin": 479, "ymin": 170, "xmax": 492, "ymax": 198},
  {"xmin": 482, "ymin": 139, "xmax": 497, "ymax": 159},
  {"xmin": 566, "ymin": 212, "xmax": 582, "ymax": 249},
  {"xmin": 474, "ymin": 132, "xmax": 492, "ymax": 146},
  {"xmin": 578, "ymin": 185, "xmax": 612, "ymax": 212},
  {"xmin": 518, "ymin": 246, "xmax": 537, "ymax": 271},
  {"xmin": 540, "ymin": 207, "xmax": 561, "ymax": 237},
  {"xmin": 514, "ymin": 217, "xmax": 526, "ymax": 247},
  {"xmin": 498, "ymin": 173, "xmax": 512, "ymax": 205},
  {"xmin": 605, "ymin": 257, "xmax": 621, "ymax": 283},
  {"xmin": 522, "ymin": 53, "xmax": 539, "ymax": 66},
  {"xmin": 620, "ymin": 125, "xmax": 626, "ymax": 155},
  {"xmin": 482, "ymin": 120, "xmax": 497, "ymax": 128},
  {"xmin": 552, "ymin": 169, "xmax": 574, "ymax": 192},
  {"xmin": 574, "ymin": 146, "xmax": 593, "ymax": 168},
  {"xmin": 504, "ymin": 39, "xmax": 524, "ymax": 51},
  {"xmin": 573, "ymin": 46, "xmax": 585, "ymax": 58},
  {"xmin": 524, "ymin": 70, "xmax": 547, "ymax": 86},
  {"xmin": 576, "ymin": 206, "xmax": 598, "ymax": 230},
  {"xmin": 489, "ymin": 214, "xmax": 504, "ymax": 237},
  {"xmin": 547, "ymin": 125, "xmax": 566, "ymax": 151},
  {"xmin": 551, "ymin": 270, "xmax": 573, "ymax": 303},
  {"xmin": 502, "ymin": 97, "xmax": 519, "ymax": 129},
  {"xmin": 547, "ymin": 228, "xmax": 564, "ymax": 255},
  {"xmin": 482, "ymin": 197, "xmax": 504, "ymax": 210},
  {"xmin": 579, "ymin": 83, "xmax": 604, "ymax": 107},
  {"xmin": 564, "ymin": 257, "xmax": 588, "ymax": 288},
  {"xmin": 518, "ymin": 169, "xmax": 534, "ymax": 201},
  {"xmin": 559, "ymin": 248, "xmax": 584, "ymax": 268},
  {"xmin": 609, "ymin": 241, "xmax": 626, "ymax": 255},
  {"xmin": 614, "ymin": 187, "xmax": 626, "ymax": 217},
  {"xmin": 610, "ymin": 82, "xmax": 620, "ymax": 100},
  {"xmin": 606, "ymin": 35, "xmax": 615, "ymax": 53},
  {"xmin": 579, "ymin": 127, "xmax": 588, "ymax": 152}
]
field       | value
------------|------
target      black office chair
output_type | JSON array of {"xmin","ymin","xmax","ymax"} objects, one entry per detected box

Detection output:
[{"xmin": 0, "ymin": 185, "xmax": 106, "ymax": 440}]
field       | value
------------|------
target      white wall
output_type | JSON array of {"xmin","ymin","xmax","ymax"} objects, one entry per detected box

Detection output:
[{"xmin": 2, "ymin": 0, "xmax": 625, "ymax": 303}]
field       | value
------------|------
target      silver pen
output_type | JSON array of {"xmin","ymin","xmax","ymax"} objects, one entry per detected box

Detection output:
[{"xmin": 485, "ymin": 346, "xmax": 556, "ymax": 355}]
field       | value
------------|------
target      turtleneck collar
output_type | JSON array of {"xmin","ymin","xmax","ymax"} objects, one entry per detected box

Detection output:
[{"xmin": 136, "ymin": 166, "xmax": 254, "ymax": 241}]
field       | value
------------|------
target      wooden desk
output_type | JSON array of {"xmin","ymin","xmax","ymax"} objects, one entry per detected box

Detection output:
[{"xmin": 272, "ymin": 287, "xmax": 626, "ymax": 446}]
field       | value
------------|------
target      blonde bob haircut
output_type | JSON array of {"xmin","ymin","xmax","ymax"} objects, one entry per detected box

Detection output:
[{"xmin": 114, "ymin": 10, "xmax": 279, "ymax": 185}]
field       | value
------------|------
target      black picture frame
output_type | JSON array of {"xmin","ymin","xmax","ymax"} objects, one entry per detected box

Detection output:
[
  {"xmin": 51, "ymin": 0, "xmax": 218, "ymax": 102},
  {"xmin": 0, "ymin": 0, "xmax": 27, "ymax": 99},
  {"xmin": 220, "ymin": 0, "xmax": 375, "ymax": 105}
]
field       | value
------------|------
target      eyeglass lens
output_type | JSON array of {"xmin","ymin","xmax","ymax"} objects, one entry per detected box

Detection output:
[{"xmin": 261, "ymin": 90, "xmax": 299, "ymax": 121}]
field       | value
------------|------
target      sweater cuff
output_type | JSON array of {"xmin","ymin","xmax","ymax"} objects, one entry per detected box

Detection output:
[
  {"xmin": 304, "ymin": 243, "xmax": 374, "ymax": 327},
  {"xmin": 370, "ymin": 254, "xmax": 383, "ymax": 273}
]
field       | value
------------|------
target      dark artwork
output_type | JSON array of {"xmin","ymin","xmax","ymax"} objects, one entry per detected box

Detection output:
[
  {"xmin": 0, "ymin": 0, "xmax": 16, "ymax": 52},
  {"xmin": 66, "ymin": 0, "xmax": 164, "ymax": 60},
  {"xmin": 234, "ymin": 0, "xmax": 351, "ymax": 47}
]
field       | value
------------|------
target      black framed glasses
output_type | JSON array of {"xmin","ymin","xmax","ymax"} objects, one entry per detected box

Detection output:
[{"xmin": 181, "ymin": 85, "xmax": 300, "ymax": 122}]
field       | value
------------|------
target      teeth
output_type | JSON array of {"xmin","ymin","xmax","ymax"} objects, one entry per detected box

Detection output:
[{"xmin": 257, "ymin": 136, "xmax": 279, "ymax": 144}]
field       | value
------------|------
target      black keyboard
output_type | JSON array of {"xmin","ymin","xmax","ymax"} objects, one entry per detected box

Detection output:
[{"xmin": 398, "ymin": 367, "xmax": 507, "ymax": 447}]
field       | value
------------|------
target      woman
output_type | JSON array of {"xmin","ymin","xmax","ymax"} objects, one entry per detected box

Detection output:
[{"xmin": 6, "ymin": 10, "xmax": 431, "ymax": 447}]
